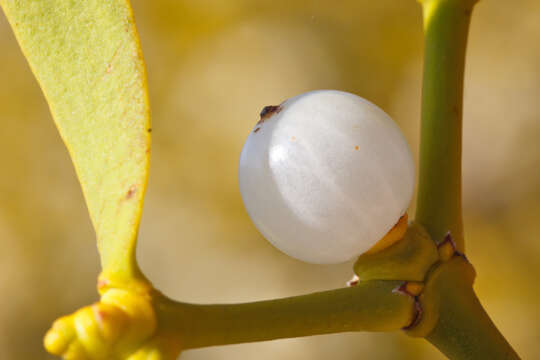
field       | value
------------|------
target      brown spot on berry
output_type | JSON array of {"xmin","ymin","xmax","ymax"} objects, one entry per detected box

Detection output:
[
  {"xmin": 147, "ymin": 128, "xmax": 152, "ymax": 133},
  {"xmin": 257, "ymin": 105, "xmax": 282, "ymax": 125}
]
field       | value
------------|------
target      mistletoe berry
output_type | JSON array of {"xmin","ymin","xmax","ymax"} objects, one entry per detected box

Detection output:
[{"xmin": 239, "ymin": 90, "xmax": 415, "ymax": 264}]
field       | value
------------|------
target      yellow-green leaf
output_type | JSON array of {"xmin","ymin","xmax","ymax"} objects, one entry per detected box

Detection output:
[{"xmin": 1, "ymin": 0, "xmax": 151, "ymax": 281}]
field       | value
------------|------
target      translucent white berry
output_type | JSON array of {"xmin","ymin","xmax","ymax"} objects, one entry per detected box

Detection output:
[{"xmin": 239, "ymin": 90, "xmax": 415, "ymax": 264}]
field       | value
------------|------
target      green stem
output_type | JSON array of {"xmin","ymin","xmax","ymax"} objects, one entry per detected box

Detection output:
[
  {"xmin": 414, "ymin": 1, "xmax": 520, "ymax": 358},
  {"xmin": 427, "ymin": 290, "xmax": 520, "ymax": 360},
  {"xmin": 420, "ymin": 257, "xmax": 520, "ymax": 360},
  {"xmin": 155, "ymin": 280, "xmax": 416, "ymax": 349},
  {"xmin": 415, "ymin": 0, "xmax": 476, "ymax": 251}
]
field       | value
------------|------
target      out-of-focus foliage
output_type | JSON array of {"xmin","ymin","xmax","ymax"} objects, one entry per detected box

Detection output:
[{"xmin": 0, "ymin": 0, "xmax": 538, "ymax": 359}]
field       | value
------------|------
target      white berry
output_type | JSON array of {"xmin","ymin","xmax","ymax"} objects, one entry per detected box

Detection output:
[{"xmin": 238, "ymin": 90, "xmax": 415, "ymax": 264}]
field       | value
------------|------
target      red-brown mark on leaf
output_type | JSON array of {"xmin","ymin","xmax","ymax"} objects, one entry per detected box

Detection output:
[
  {"xmin": 126, "ymin": 185, "xmax": 137, "ymax": 200},
  {"xmin": 104, "ymin": 44, "xmax": 123, "ymax": 74}
]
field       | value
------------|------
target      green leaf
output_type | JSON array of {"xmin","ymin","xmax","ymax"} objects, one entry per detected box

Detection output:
[{"xmin": 1, "ymin": 0, "xmax": 151, "ymax": 281}]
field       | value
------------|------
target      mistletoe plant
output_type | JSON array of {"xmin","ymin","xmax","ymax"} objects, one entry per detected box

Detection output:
[{"xmin": 0, "ymin": 0, "xmax": 521, "ymax": 359}]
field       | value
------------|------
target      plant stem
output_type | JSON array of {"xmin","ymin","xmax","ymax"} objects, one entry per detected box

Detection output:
[
  {"xmin": 422, "ymin": 257, "xmax": 520, "ymax": 360},
  {"xmin": 414, "ymin": 2, "xmax": 521, "ymax": 359},
  {"xmin": 155, "ymin": 280, "xmax": 416, "ymax": 349},
  {"xmin": 415, "ymin": 0, "xmax": 477, "ymax": 251},
  {"xmin": 428, "ymin": 290, "xmax": 520, "ymax": 360}
]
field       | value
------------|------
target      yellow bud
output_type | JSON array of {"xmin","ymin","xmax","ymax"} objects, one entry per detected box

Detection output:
[
  {"xmin": 92, "ymin": 302, "xmax": 129, "ymax": 342},
  {"xmin": 44, "ymin": 316, "xmax": 76, "ymax": 356},
  {"xmin": 100, "ymin": 289, "xmax": 157, "ymax": 352},
  {"xmin": 62, "ymin": 340, "xmax": 90, "ymax": 360},
  {"xmin": 72, "ymin": 306, "xmax": 110, "ymax": 359}
]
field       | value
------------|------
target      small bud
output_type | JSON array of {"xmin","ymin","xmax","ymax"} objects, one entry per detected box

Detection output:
[
  {"xmin": 44, "ymin": 316, "xmax": 76, "ymax": 356},
  {"xmin": 438, "ymin": 232, "xmax": 456, "ymax": 262},
  {"xmin": 404, "ymin": 281, "xmax": 424, "ymax": 297}
]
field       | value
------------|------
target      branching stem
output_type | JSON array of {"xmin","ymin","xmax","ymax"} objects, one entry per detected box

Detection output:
[{"xmin": 414, "ymin": 1, "xmax": 521, "ymax": 358}]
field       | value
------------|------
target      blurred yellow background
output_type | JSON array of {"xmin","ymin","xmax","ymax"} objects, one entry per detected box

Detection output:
[{"xmin": 1, "ymin": 0, "xmax": 539, "ymax": 359}]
